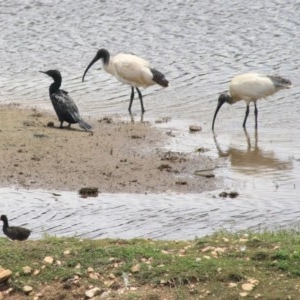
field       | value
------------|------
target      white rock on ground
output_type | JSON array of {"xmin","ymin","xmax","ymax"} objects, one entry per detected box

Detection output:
[
  {"xmin": 23, "ymin": 285, "xmax": 33, "ymax": 295},
  {"xmin": 43, "ymin": 256, "xmax": 54, "ymax": 264},
  {"xmin": 242, "ymin": 283, "xmax": 255, "ymax": 292},
  {"xmin": 0, "ymin": 268, "xmax": 12, "ymax": 283},
  {"xmin": 85, "ymin": 287, "xmax": 101, "ymax": 298},
  {"xmin": 22, "ymin": 266, "xmax": 32, "ymax": 275}
]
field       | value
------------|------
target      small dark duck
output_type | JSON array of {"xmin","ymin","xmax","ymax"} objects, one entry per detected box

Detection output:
[{"xmin": 0, "ymin": 215, "xmax": 31, "ymax": 241}]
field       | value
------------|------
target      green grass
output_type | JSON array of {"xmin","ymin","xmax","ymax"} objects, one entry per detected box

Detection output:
[{"xmin": 1, "ymin": 230, "xmax": 300, "ymax": 299}]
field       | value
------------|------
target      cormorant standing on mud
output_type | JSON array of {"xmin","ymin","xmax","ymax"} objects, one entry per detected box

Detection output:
[{"xmin": 40, "ymin": 70, "xmax": 92, "ymax": 130}]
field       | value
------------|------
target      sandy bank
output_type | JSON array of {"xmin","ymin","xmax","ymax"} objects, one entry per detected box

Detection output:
[{"xmin": 0, "ymin": 104, "xmax": 219, "ymax": 193}]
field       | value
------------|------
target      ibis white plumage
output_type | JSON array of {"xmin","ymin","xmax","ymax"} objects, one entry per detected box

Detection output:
[
  {"xmin": 212, "ymin": 73, "xmax": 292, "ymax": 130},
  {"xmin": 82, "ymin": 48, "xmax": 169, "ymax": 113}
]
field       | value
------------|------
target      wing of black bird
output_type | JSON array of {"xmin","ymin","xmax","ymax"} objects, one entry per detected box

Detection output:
[
  {"xmin": 50, "ymin": 91, "xmax": 92, "ymax": 131},
  {"xmin": 6, "ymin": 226, "xmax": 31, "ymax": 241}
]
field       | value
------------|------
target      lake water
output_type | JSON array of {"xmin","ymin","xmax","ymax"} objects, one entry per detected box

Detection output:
[{"xmin": 0, "ymin": 0, "xmax": 300, "ymax": 239}]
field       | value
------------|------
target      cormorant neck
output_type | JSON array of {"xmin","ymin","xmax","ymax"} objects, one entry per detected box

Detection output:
[
  {"xmin": 2, "ymin": 218, "xmax": 8, "ymax": 229},
  {"xmin": 49, "ymin": 78, "xmax": 62, "ymax": 95}
]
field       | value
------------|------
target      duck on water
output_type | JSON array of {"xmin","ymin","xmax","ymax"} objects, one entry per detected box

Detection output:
[
  {"xmin": 0, "ymin": 215, "xmax": 31, "ymax": 241},
  {"xmin": 40, "ymin": 70, "xmax": 92, "ymax": 131}
]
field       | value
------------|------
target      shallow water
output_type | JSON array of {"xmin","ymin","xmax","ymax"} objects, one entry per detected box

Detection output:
[
  {"xmin": 1, "ymin": 185, "xmax": 299, "ymax": 240},
  {"xmin": 0, "ymin": 0, "xmax": 300, "ymax": 239}
]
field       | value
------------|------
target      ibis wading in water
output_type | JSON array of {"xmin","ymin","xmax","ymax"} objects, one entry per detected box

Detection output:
[
  {"xmin": 82, "ymin": 48, "xmax": 169, "ymax": 113},
  {"xmin": 40, "ymin": 70, "xmax": 92, "ymax": 131},
  {"xmin": 212, "ymin": 73, "xmax": 292, "ymax": 130},
  {"xmin": 0, "ymin": 215, "xmax": 31, "ymax": 241}
]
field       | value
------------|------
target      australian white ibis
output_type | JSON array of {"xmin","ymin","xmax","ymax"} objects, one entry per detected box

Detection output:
[
  {"xmin": 40, "ymin": 70, "xmax": 92, "ymax": 131},
  {"xmin": 82, "ymin": 48, "xmax": 169, "ymax": 113},
  {"xmin": 212, "ymin": 73, "xmax": 292, "ymax": 130}
]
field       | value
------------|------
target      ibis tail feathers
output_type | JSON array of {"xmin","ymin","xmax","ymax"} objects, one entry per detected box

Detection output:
[
  {"xmin": 267, "ymin": 75, "xmax": 292, "ymax": 89},
  {"xmin": 151, "ymin": 68, "xmax": 169, "ymax": 87}
]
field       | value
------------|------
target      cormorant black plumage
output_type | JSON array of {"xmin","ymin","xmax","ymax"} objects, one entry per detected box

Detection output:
[
  {"xmin": 0, "ymin": 215, "xmax": 31, "ymax": 241},
  {"xmin": 41, "ymin": 70, "xmax": 92, "ymax": 130}
]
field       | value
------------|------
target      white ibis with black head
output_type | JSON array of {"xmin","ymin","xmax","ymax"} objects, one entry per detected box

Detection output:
[
  {"xmin": 82, "ymin": 48, "xmax": 169, "ymax": 114},
  {"xmin": 212, "ymin": 73, "xmax": 292, "ymax": 130},
  {"xmin": 40, "ymin": 70, "xmax": 92, "ymax": 131}
]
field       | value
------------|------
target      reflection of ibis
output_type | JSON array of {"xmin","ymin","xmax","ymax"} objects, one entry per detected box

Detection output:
[
  {"xmin": 212, "ymin": 73, "xmax": 292, "ymax": 130},
  {"xmin": 213, "ymin": 130, "xmax": 292, "ymax": 174},
  {"xmin": 40, "ymin": 70, "xmax": 92, "ymax": 131},
  {"xmin": 82, "ymin": 48, "xmax": 169, "ymax": 113}
]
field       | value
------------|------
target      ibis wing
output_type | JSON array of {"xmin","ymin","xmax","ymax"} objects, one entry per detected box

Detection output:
[
  {"xmin": 266, "ymin": 75, "xmax": 292, "ymax": 89},
  {"xmin": 230, "ymin": 73, "xmax": 281, "ymax": 102},
  {"xmin": 113, "ymin": 53, "xmax": 150, "ymax": 67},
  {"xmin": 112, "ymin": 54, "xmax": 153, "ymax": 87}
]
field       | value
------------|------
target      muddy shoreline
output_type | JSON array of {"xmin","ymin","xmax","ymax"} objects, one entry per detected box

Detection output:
[{"xmin": 0, "ymin": 104, "xmax": 219, "ymax": 193}]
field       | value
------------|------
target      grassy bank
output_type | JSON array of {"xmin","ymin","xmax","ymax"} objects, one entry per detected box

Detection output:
[{"xmin": 0, "ymin": 230, "xmax": 300, "ymax": 299}]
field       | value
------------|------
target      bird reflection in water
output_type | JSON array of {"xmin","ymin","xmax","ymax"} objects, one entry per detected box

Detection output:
[{"xmin": 213, "ymin": 130, "xmax": 292, "ymax": 175}]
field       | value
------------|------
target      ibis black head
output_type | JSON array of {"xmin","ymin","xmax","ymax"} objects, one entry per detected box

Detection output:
[
  {"xmin": 82, "ymin": 48, "xmax": 110, "ymax": 82},
  {"xmin": 212, "ymin": 93, "xmax": 232, "ymax": 131},
  {"xmin": 40, "ymin": 69, "xmax": 62, "ymax": 81}
]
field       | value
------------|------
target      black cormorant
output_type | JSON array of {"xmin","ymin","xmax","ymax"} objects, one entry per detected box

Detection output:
[{"xmin": 41, "ymin": 70, "xmax": 92, "ymax": 130}]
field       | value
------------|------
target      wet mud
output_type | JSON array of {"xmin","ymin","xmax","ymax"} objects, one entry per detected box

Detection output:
[{"xmin": 0, "ymin": 104, "xmax": 218, "ymax": 194}]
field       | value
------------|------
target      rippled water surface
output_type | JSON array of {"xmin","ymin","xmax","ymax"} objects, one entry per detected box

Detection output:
[{"xmin": 0, "ymin": 0, "xmax": 300, "ymax": 239}]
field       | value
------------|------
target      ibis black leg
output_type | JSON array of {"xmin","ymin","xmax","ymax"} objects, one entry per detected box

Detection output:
[
  {"xmin": 128, "ymin": 87, "xmax": 135, "ymax": 113},
  {"xmin": 136, "ymin": 87, "xmax": 145, "ymax": 114},
  {"xmin": 254, "ymin": 130, "xmax": 258, "ymax": 148},
  {"xmin": 59, "ymin": 121, "xmax": 64, "ymax": 128},
  {"xmin": 243, "ymin": 128, "xmax": 251, "ymax": 150},
  {"xmin": 243, "ymin": 104, "xmax": 250, "ymax": 128},
  {"xmin": 254, "ymin": 103, "xmax": 258, "ymax": 129}
]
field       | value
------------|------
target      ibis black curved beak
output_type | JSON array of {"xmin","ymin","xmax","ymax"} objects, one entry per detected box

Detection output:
[
  {"xmin": 39, "ymin": 71, "xmax": 46, "ymax": 74},
  {"xmin": 212, "ymin": 96, "xmax": 226, "ymax": 131},
  {"xmin": 82, "ymin": 55, "xmax": 99, "ymax": 82}
]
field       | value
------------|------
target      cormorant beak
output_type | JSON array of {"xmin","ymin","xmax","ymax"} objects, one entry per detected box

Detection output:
[
  {"xmin": 82, "ymin": 55, "xmax": 100, "ymax": 82},
  {"xmin": 212, "ymin": 96, "xmax": 226, "ymax": 131}
]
